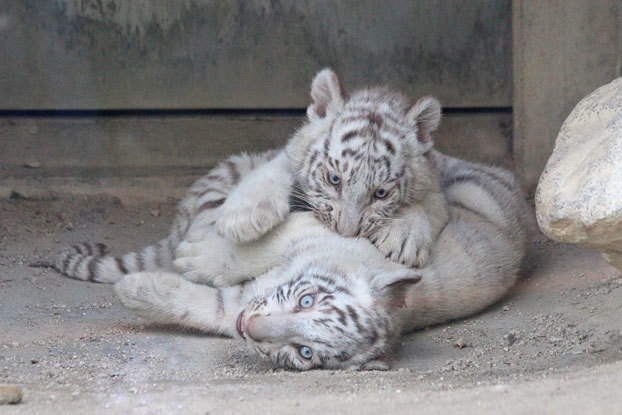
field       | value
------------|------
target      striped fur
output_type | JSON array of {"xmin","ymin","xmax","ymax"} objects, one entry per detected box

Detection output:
[
  {"xmin": 57, "ymin": 70, "xmax": 530, "ymax": 370},
  {"xmin": 56, "ymin": 150, "xmax": 279, "ymax": 283},
  {"xmin": 115, "ymin": 153, "xmax": 530, "ymax": 370},
  {"xmin": 229, "ymin": 69, "xmax": 450, "ymax": 267},
  {"xmin": 192, "ymin": 69, "xmax": 448, "ymax": 268}
]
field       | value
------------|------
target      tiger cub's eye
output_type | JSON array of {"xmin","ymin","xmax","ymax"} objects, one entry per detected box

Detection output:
[
  {"xmin": 327, "ymin": 173, "xmax": 341, "ymax": 186},
  {"xmin": 299, "ymin": 294, "xmax": 315, "ymax": 308},
  {"xmin": 374, "ymin": 188, "xmax": 388, "ymax": 199},
  {"xmin": 298, "ymin": 345, "xmax": 313, "ymax": 360}
]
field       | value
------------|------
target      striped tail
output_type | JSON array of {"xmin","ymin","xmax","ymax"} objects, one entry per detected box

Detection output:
[{"xmin": 56, "ymin": 239, "xmax": 175, "ymax": 284}]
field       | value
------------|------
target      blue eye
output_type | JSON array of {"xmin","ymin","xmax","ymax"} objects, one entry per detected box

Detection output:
[
  {"xmin": 374, "ymin": 188, "xmax": 388, "ymax": 199},
  {"xmin": 299, "ymin": 294, "xmax": 315, "ymax": 308},
  {"xmin": 327, "ymin": 173, "xmax": 341, "ymax": 186},
  {"xmin": 298, "ymin": 345, "xmax": 313, "ymax": 360}
]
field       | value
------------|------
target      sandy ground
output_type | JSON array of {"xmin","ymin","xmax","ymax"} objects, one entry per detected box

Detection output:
[{"xmin": 0, "ymin": 193, "xmax": 621, "ymax": 414}]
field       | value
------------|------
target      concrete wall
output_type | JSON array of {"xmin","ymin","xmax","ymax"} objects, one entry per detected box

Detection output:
[
  {"xmin": 513, "ymin": 0, "xmax": 622, "ymax": 193},
  {"xmin": 2, "ymin": 1, "xmax": 620, "ymax": 195},
  {"xmin": 0, "ymin": 0, "xmax": 511, "ymax": 109}
]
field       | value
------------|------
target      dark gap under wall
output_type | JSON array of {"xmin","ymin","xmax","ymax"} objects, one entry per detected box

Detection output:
[{"xmin": 0, "ymin": 107, "xmax": 512, "ymax": 118}]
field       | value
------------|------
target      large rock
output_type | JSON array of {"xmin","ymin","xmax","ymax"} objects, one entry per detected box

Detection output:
[{"xmin": 536, "ymin": 77, "xmax": 622, "ymax": 270}]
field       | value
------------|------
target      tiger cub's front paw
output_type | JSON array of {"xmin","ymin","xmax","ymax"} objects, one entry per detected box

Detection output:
[
  {"xmin": 370, "ymin": 224, "xmax": 431, "ymax": 268},
  {"xmin": 216, "ymin": 195, "xmax": 289, "ymax": 243}
]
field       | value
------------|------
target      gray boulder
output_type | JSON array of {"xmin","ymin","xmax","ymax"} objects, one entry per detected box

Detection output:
[{"xmin": 536, "ymin": 77, "xmax": 622, "ymax": 270}]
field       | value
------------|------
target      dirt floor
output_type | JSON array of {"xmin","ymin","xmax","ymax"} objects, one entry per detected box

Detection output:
[{"xmin": 0, "ymin": 193, "xmax": 621, "ymax": 414}]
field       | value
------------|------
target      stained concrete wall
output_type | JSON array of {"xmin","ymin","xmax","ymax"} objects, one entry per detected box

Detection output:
[
  {"xmin": 513, "ymin": 0, "xmax": 622, "ymax": 193},
  {"xmin": 3, "ymin": 1, "xmax": 619, "ymax": 194},
  {"xmin": 0, "ymin": 0, "xmax": 511, "ymax": 109}
]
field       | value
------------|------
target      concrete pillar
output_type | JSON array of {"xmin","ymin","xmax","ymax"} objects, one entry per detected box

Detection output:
[{"xmin": 513, "ymin": 0, "xmax": 622, "ymax": 194}]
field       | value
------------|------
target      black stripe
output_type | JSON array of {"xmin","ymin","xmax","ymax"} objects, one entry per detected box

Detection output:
[
  {"xmin": 368, "ymin": 112, "xmax": 383, "ymax": 127},
  {"xmin": 94, "ymin": 243, "xmax": 107, "ymax": 256},
  {"xmin": 332, "ymin": 306, "xmax": 347, "ymax": 326},
  {"xmin": 62, "ymin": 252, "xmax": 73, "ymax": 273},
  {"xmin": 346, "ymin": 305, "xmax": 359, "ymax": 323},
  {"xmin": 115, "ymin": 257, "xmax": 128, "ymax": 274},
  {"xmin": 199, "ymin": 187, "xmax": 226, "ymax": 198},
  {"xmin": 204, "ymin": 174, "xmax": 227, "ymax": 184},
  {"xmin": 341, "ymin": 148, "xmax": 357, "ymax": 158},
  {"xmin": 87, "ymin": 258, "xmax": 100, "ymax": 282},
  {"xmin": 377, "ymin": 155, "xmax": 391, "ymax": 171},
  {"xmin": 382, "ymin": 139, "xmax": 395, "ymax": 154},
  {"xmin": 198, "ymin": 198, "xmax": 225, "ymax": 211},
  {"xmin": 224, "ymin": 160, "xmax": 240, "ymax": 184},
  {"xmin": 72, "ymin": 244, "xmax": 86, "ymax": 255},
  {"xmin": 315, "ymin": 275, "xmax": 336, "ymax": 285},
  {"xmin": 307, "ymin": 150, "xmax": 319, "ymax": 169},
  {"xmin": 136, "ymin": 252, "xmax": 145, "ymax": 271},
  {"xmin": 323, "ymin": 136, "xmax": 330, "ymax": 156},
  {"xmin": 216, "ymin": 288, "xmax": 224, "ymax": 317},
  {"xmin": 398, "ymin": 238, "xmax": 407, "ymax": 259},
  {"xmin": 71, "ymin": 254, "xmax": 92, "ymax": 278},
  {"xmin": 341, "ymin": 130, "xmax": 360, "ymax": 142}
]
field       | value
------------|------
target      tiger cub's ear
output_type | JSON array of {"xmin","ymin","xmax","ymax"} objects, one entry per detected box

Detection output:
[
  {"xmin": 372, "ymin": 268, "xmax": 422, "ymax": 309},
  {"xmin": 405, "ymin": 96, "xmax": 442, "ymax": 152},
  {"xmin": 307, "ymin": 68, "xmax": 345, "ymax": 120}
]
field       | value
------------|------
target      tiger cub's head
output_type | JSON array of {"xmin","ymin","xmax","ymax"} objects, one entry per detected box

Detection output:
[
  {"xmin": 236, "ymin": 253, "xmax": 421, "ymax": 370},
  {"xmin": 287, "ymin": 69, "xmax": 442, "ymax": 237}
]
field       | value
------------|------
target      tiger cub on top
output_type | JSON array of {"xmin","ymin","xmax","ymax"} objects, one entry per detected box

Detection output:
[{"xmin": 215, "ymin": 68, "xmax": 448, "ymax": 268}]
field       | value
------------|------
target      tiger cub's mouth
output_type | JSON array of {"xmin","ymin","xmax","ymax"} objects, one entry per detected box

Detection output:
[{"xmin": 236, "ymin": 310, "xmax": 246, "ymax": 340}]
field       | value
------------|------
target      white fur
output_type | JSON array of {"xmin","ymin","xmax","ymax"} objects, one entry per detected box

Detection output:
[{"xmin": 215, "ymin": 152, "xmax": 293, "ymax": 243}]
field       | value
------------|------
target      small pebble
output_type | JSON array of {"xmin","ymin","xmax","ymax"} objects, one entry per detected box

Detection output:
[
  {"xmin": 150, "ymin": 208, "xmax": 160, "ymax": 217},
  {"xmin": 0, "ymin": 385, "xmax": 23, "ymax": 405},
  {"xmin": 455, "ymin": 338, "xmax": 468, "ymax": 349},
  {"xmin": 502, "ymin": 305, "xmax": 510, "ymax": 312},
  {"xmin": 504, "ymin": 332, "xmax": 517, "ymax": 347},
  {"xmin": 24, "ymin": 161, "xmax": 42, "ymax": 169}
]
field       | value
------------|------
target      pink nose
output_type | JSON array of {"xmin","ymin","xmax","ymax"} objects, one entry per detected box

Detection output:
[{"xmin": 245, "ymin": 314, "xmax": 300, "ymax": 342}]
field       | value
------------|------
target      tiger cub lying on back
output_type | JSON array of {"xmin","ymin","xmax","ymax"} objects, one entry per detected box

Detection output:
[
  {"xmin": 57, "ymin": 150, "xmax": 529, "ymax": 370},
  {"xmin": 214, "ymin": 68, "xmax": 448, "ymax": 268}
]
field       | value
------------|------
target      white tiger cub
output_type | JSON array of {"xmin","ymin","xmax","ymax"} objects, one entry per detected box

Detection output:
[
  {"xmin": 56, "ymin": 69, "xmax": 449, "ymax": 283},
  {"xmin": 57, "ymin": 148, "xmax": 529, "ymax": 370},
  {"xmin": 215, "ymin": 68, "xmax": 449, "ymax": 268},
  {"xmin": 114, "ymin": 151, "xmax": 529, "ymax": 371}
]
